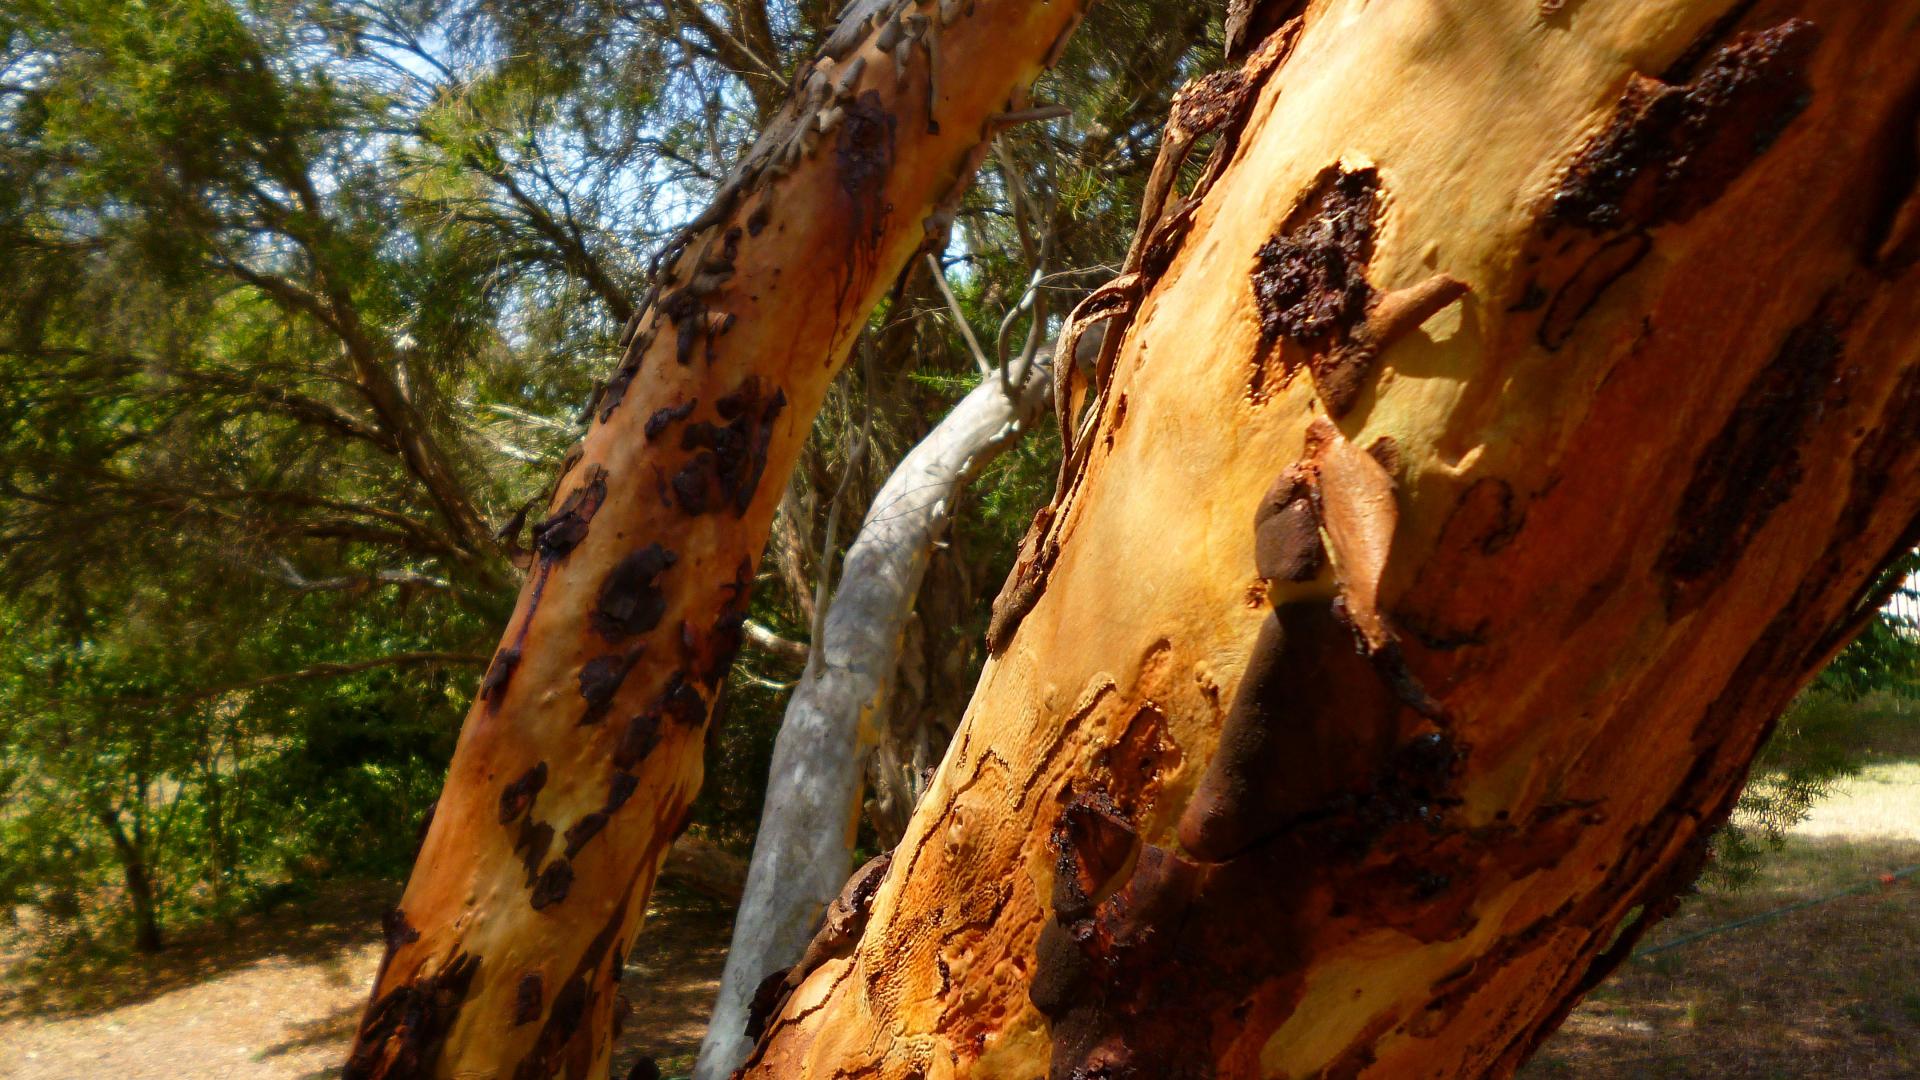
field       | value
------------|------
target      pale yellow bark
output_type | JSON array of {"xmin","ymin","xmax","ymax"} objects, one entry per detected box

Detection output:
[{"xmin": 746, "ymin": 1, "xmax": 1920, "ymax": 1076}]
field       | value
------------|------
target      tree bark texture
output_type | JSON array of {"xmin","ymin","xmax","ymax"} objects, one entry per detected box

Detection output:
[
  {"xmin": 744, "ymin": 1, "xmax": 1920, "ymax": 1076},
  {"xmin": 343, "ymin": 0, "xmax": 1088, "ymax": 1074},
  {"xmin": 696, "ymin": 365, "xmax": 1053, "ymax": 1080}
]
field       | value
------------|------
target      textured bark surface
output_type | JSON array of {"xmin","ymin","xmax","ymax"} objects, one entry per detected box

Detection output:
[
  {"xmin": 744, "ymin": 1, "xmax": 1920, "ymax": 1076},
  {"xmin": 341, "ymin": 0, "xmax": 1087, "ymax": 1075},
  {"xmin": 695, "ymin": 366, "xmax": 1052, "ymax": 1080}
]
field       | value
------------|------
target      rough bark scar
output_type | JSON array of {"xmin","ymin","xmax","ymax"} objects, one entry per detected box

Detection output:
[
  {"xmin": 1522, "ymin": 20, "xmax": 1819, "ymax": 347},
  {"xmin": 1252, "ymin": 166, "xmax": 1381, "ymax": 349},
  {"xmin": 344, "ymin": 951, "xmax": 480, "ymax": 1079},
  {"xmin": 533, "ymin": 464, "xmax": 610, "ymax": 560},
  {"xmin": 598, "ymin": 328, "xmax": 652, "ymax": 424},
  {"xmin": 499, "ymin": 762, "xmax": 549, "ymax": 825},
  {"xmin": 1551, "ymin": 20, "xmax": 1820, "ymax": 234},
  {"xmin": 593, "ymin": 544, "xmax": 678, "ymax": 641},
  {"xmin": 1657, "ymin": 297, "xmax": 1849, "ymax": 614},
  {"xmin": 985, "ymin": 504, "xmax": 1058, "ymax": 654},
  {"xmin": 1049, "ymin": 791, "xmax": 1141, "ymax": 922},
  {"xmin": 1249, "ymin": 166, "xmax": 1467, "ymax": 413}
]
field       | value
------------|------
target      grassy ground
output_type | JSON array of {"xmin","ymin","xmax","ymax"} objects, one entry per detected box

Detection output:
[
  {"xmin": 2, "ymin": 711, "xmax": 1914, "ymax": 1078},
  {"xmin": 1525, "ymin": 709, "xmax": 1920, "ymax": 1079}
]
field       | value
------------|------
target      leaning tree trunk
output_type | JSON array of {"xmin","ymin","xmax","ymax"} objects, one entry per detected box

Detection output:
[
  {"xmin": 742, "ymin": 1, "xmax": 1920, "ymax": 1076},
  {"xmin": 343, "ymin": 0, "xmax": 1089, "ymax": 1074},
  {"xmin": 696, "ymin": 364, "xmax": 1052, "ymax": 1080}
]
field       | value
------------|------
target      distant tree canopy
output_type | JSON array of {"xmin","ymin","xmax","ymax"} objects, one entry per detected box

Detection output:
[{"xmin": 0, "ymin": 0, "xmax": 1214, "ymax": 950}]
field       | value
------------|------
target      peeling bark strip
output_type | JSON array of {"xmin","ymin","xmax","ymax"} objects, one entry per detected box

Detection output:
[
  {"xmin": 744, "ymin": 3, "xmax": 1920, "ymax": 1078},
  {"xmin": 347, "ymin": 2, "xmax": 1092, "ymax": 1070},
  {"xmin": 345, "ymin": 952, "xmax": 480, "ymax": 1079}
]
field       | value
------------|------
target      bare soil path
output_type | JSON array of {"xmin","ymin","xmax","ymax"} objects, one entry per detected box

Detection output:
[{"xmin": 0, "ymin": 884, "xmax": 732, "ymax": 1079}]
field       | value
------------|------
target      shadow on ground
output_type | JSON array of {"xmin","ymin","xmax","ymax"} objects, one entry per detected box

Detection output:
[
  {"xmin": 0, "ymin": 880, "xmax": 395, "ymax": 1023},
  {"xmin": 1526, "ymin": 834, "xmax": 1920, "ymax": 1078}
]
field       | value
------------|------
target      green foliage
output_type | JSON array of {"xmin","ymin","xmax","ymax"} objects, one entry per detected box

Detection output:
[
  {"xmin": 1705, "ymin": 562, "xmax": 1920, "ymax": 889},
  {"xmin": 0, "ymin": 0, "xmax": 1212, "ymax": 958}
]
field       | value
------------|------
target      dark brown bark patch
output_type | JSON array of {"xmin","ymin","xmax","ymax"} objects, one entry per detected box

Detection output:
[
  {"xmin": 673, "ymin": 378, "xmax": 788, "ymax": 516},
  {"xmin": 1253, "ymin": 471, "xmax": 1324, "ymax": 583},
  {"xmin": 599, "ymin": 353, "xmax": 643, "ymax": 424},
  {"xmin": 1177, "ymin": 603, "xmax": 1408, "ymax": 863},
  {"xmin": 644, "ymin": 398, "xmax": 698, "ymax": 441},
  {"xmin": 1550, "ymin": 19, "xmax": 1819, "ymax": 233},
  {"xmin": 835, "ymin": 90, "xmax": 897, "ymax": 253},
  {"xmin": 381, "ymin": 907, "xmax": 421, "ymax": 953},
  {"xmin": 534, "ymin": 464, "xmax": 609, "ymax": 560},
  {"xmin": 593, "ymin": 544, "xmax": 678, "ymax": 641},
  {"xmin": 513, "ymin": 972, "xmax": 543, "ymax": 1026},
  {"xmin": 1657, "ymin": 299, "xmax": 1847, "ymax": 613},
  {"xmin": 744, "ymin": 967, "xmax": 793, "ymax": 1041},
  {"xmin": 344, "ymin": 951, "xmax": 480, "ymax": 1079},
  {"xmin": 578, "ymin": 650, "xmax": 643, "ymax": 725},
  {"xmin": 656, "ymin": 671, "xmax": 708, "ymax": 728},
  {"xmin": 563, "ymin": 811, "xmax": 611, "ymax": 859},
  {"xmin": 480, "ymin": 647, "xmax": 521, "ymax": 707},
  {"xmin": 530, "ymin": 859, "xmax": 574, "ymax": 910},
  {"xmin": 660, "ymin": 288, "xmax": 710, "ymax": 366},
  {"xmin": 605, "ymin": 769, "xmax": 639, "ymax": 813},
  {"xmin": 613, "ymin": 711, "xmax": 663, "ymax": 770},
  {"xmin": 513, "ymin": 886, "xmax": 639, "ymax": 1080},
  {"xmin": 1251, "ymin": 166, "xmax": 1380, "ymax": 348},
  {"xmin": 514, "ymin": 819, "xmax": 554, "ymax": 886},
  {"xmin": 499, "ymin": 762, "xmax": 548, "ymax": 825}
]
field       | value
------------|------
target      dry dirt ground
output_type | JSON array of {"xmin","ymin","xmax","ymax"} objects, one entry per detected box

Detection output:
[
  {"xmin": 3, "ymin": 762, "xmax": 1916, "ymax": 1078},
  {"xmin": 0, "ymin": 884, "xmax": 731, "ymax": 1079}
]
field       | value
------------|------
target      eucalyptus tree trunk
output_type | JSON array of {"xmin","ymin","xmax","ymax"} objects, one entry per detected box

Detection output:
[
  {"xmin": 696, "ymin": 363, "xmax": 1052, "ymax": 1080},
  {"xmin": 742, "ymin": 1, "xmax": 1920, "ymax": 1076},
  {"xmin": 342, "ymin": 0, "xmax": 1089, "ymax": 1074}
]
